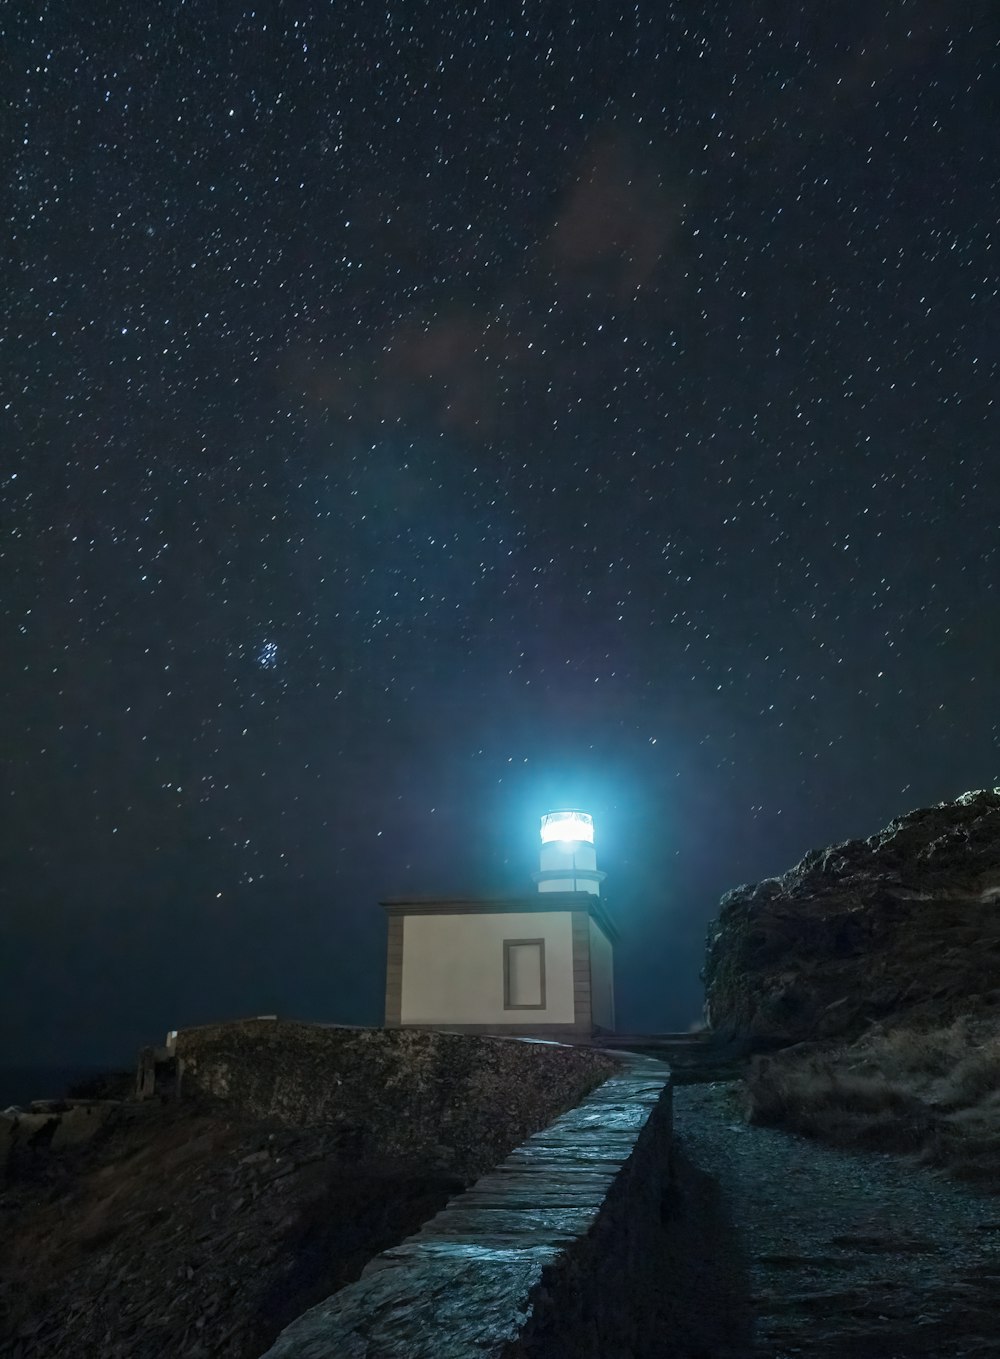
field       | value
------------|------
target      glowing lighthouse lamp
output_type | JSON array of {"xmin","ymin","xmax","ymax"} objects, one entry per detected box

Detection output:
[{"xmin": 533, "ymin": 808, "xmax": 607, "ymax": 897}]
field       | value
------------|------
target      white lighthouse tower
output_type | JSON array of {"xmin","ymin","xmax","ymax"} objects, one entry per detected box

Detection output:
[{"xmin": 533, "ymin": 809, "xmax": 607, "ymax": 897}]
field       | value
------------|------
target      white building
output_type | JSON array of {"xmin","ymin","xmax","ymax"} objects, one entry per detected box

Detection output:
[{"xmin": 382, "ymin": 810, "xmax": 616, "ymax": 1039}]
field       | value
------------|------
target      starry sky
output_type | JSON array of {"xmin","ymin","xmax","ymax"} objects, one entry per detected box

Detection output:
[{"xmin": 4, "ymin": 2, "xmax": 1000, "ymax": 1066}]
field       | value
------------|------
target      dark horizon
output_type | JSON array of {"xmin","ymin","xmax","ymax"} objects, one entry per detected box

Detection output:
[{"xmin": 5, "ymin": 1, "xmax": 999, "ymax": 1067}]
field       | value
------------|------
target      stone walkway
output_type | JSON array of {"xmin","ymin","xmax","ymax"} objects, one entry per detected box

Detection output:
[{"xmin": 672, "ymin": 1083, "xmax": 1000, "ymax": 1358}]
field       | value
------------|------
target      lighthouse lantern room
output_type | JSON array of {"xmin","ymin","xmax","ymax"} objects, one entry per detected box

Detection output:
[{"xmin": 534, "ymin": 809, "xmax": 606, "ymax": 896}]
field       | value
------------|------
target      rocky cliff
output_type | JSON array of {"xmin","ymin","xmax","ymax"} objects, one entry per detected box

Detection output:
[{"xmin": 703, "ymin": 789, "xmax": 1000, "ymax": 1049}]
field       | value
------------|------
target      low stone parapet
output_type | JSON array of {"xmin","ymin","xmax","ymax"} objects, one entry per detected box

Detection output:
[
  {"xmin": 167, "ymin": 1019, "xmax": 617, "ymax": 1179},
  {"xmin": 1, "ymin": 1101, "xmax": 120, "ymax": 1177},
  {"xmin": 261, "ymin": 1052, "xmax": 672, "ymax": 1359}
]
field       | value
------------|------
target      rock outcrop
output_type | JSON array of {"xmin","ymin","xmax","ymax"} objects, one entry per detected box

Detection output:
[{"xmin": 703, "ymin": 789, "xmax": 1000, "ymax": 1049}]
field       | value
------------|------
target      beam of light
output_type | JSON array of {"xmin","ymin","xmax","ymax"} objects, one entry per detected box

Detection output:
[{"xmin": 539, "ymin": 809, "xmax": 594, "ymax": 845}]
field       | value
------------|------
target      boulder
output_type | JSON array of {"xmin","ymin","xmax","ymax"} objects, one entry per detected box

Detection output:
[{"xmin": 702, "ymin": 789, "xmax": 1000, "ymax": 1049}]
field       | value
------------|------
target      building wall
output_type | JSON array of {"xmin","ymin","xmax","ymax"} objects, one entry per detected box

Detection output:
[
  {"xmin": 400, "ymin": 911, "xmax": 576, "ymax": 1026},
  {"xmin": 589, "ymin": 918, "xmax": 615, "ymax": 1031}
]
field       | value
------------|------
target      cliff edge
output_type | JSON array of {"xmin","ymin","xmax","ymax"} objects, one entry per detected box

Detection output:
[{"xmin": 703, "ymin": 788, "xmax": 1000, "ymax": 1049}]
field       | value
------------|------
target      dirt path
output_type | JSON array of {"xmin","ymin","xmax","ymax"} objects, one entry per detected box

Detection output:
[{"xmin": 672, "ymin": 1083, "xmax": 1000, "ymax": 1358}]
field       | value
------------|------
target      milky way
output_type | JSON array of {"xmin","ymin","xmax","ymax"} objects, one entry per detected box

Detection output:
[{"xmin": 4, "ymin": 2, "xmax": 999, "ymax": 1062}]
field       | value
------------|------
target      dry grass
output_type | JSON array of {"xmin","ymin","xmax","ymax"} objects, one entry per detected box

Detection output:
[{"xmin": 742, "ymin": 1018, "xmax": 1000, "ymax": 1190}]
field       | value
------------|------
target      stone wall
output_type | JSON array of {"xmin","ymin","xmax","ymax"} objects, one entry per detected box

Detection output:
[
  {"xmin": 260, "ymin": 1053, "xmax": 673, "ymax": 1359},
  {"xmin": 171, "ymin": 1019, "xmax": 617, "ymax": 1178},
  {"xmin": 1, "ymin": 1101, "xmax": 120, "ymax": 1179}
]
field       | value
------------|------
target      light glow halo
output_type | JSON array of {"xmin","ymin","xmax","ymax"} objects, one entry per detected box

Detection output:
[{"xmin": 539, "ymin": 809, "xmax": 594, "ymax": 844}]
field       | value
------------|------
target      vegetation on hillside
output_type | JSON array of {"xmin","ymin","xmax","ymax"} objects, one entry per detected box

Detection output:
[{"xmin": 742, "ymin": 1015, "xmax": 1000, "ymax": 1191}]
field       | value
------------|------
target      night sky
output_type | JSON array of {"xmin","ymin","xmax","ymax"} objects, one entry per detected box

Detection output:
[{"xmin": 5, "ymin": 2, "xmax": 999, "ymax": 1066}]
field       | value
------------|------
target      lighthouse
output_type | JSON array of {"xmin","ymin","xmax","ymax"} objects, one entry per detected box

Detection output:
[
  {"xmin": 381, "ymin": 807, "xmax": 617, "ymax": 1037},
  {"xmin": 533, "ymin": 809, "xmax": 607, "ymax": 897}
]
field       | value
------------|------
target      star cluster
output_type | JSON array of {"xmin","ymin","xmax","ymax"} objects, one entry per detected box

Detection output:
[{"xmin": 4, "ymin": 1, "xmax": 999, "ymax": 1061}]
